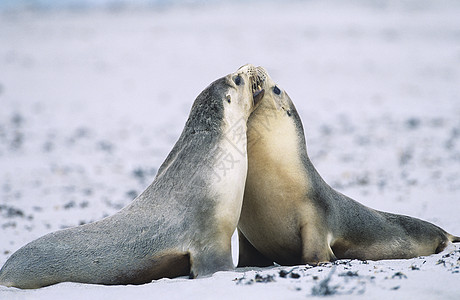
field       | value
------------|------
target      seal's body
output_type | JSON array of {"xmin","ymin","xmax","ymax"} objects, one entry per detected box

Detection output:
[
  {"xmin": 0, "ymin": 65, "xmax": 265, "ymax": 289},
  {"xmin": 237, "ymin": 67, "xmax": 460, "ymax": 267}
]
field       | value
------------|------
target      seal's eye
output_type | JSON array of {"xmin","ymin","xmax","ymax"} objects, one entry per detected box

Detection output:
[
  {"xmin": 226, "ymin": 95, "xmax": 231, "ymax": 103},
  {"xmin": 273, "ymin": 86, "xmax": 281, "ymax": 95},
  {"xmin": 234, "ymin": 75, "xmax": 242, "ymax": 86}
]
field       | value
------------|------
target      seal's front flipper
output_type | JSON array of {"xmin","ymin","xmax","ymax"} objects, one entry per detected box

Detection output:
[
  {"xmin": 189, "ymin": 245, "xmax": 234, "ymax": 278},
  {"xmin": 300, "ymin": 224, "xmax": 336, "ymax": 265},
  {"xmin": 237, "ymin": 228, "xmax": 273, "ymax": 267}
]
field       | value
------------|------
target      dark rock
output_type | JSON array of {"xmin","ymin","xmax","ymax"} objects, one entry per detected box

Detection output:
[
  {"xmin": 406, "ymin": 118, "xmax": 420, "ymax": 129},
  {"xmin": 0, "ymin": 205, "xmax": 25, "ymax": 218},
  {"xmin": 339, "ymin": 271, "xmax": 359, "ymax": 277},
  {"xmin": 254, "ymin": 274, "xmax": 276, "ymax": 283},
  {"xmin": 311, "ymin": 267, "xmax": 338, "ymax": 296},
  {"xmin": 392, "ymin": 272, "xmax": 407, "ymax": 279}
]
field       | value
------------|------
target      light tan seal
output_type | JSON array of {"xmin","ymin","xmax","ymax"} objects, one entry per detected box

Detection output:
[
  {"xmin": 0, "ymin": 64, "xmax": 265, "ymax": 289},
  {"xmin": 237, "ymin": 67, "xmax": 460, "ymax": 267}
]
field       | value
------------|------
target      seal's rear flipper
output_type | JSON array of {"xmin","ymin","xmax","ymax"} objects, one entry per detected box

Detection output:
[
  {"xmin": 449, "ymin": 234, "xmax": 460, "ymax": 243},
  {"xmin": 189, "ymin": 245, "xmax": 234, "ymax": 279}
]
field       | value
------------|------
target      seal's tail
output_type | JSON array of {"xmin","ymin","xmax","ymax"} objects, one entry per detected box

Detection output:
[{"xmin": 448, "ymin": 234, "xmax": 460, "ymax": 243}]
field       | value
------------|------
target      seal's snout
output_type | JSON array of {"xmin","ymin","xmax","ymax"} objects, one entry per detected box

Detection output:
[
  {"xmin": 237, "ymin": 64, "xmax": 266, "ymax": 106},
  {"xmin": 249, "ymin": 66, "xmax": 266, "ymax": 106}
]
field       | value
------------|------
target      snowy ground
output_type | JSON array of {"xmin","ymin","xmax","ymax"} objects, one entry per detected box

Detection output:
[{"xmin": 1, "ymin": 0, "xmax": 460, "ymax": 298}]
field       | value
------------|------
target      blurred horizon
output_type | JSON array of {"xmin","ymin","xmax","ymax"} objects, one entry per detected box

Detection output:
[
  {"xmin": 1, "ymin": 0, "xmax": 460, "ymax": 12},
  {"xmin": 2, "ymin": 0, "xmax": 235, "ymax": 11}
]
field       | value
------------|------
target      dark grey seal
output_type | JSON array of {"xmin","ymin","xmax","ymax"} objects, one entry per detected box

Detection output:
[{"xmin": 0, "ymin": 65, "xmax": 265, "ymax": 289}]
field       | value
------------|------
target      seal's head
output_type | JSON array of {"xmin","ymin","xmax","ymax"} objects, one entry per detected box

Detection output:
[
  {"xmin": 247, "ymin": 66, "xmax": 306, "ymax": 147},
  {"xmin": 222, "ymin": 64, "xmax": 265, "ymax": 120},
  {"xmin": 251, "ymin": 66, "xmax": 295, "ymax": 118},
  {"xmin": 180, "ymin": 64, "xmax": 265, "ymax": 138}
]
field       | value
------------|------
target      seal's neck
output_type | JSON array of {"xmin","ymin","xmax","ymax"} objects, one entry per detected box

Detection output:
[
  {"xmin": 247, "ymin": 104, "xmax": 340, "ymax": 204},
  {"xmin": 247, "ymin": 105, "xmax": 311, "ymax": 195}
]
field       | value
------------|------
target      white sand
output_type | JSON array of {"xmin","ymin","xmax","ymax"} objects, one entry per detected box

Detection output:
[{"xmin": 1, "ymin": 1, "xmax": 459, "ymax": 298}]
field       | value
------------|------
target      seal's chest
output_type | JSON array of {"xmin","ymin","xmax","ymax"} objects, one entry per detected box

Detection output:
[
  {"xmin": 210, "ymin": 134, "xmax": 248, "ymax": 197},
  {"xmin": 208, "ymin": 135, "xmax": 248, "ymax": 233}
]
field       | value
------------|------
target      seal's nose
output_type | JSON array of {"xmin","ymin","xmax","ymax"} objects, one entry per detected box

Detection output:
[
  {"xmin": 235, "ymin": 64, "xmax": 265, "ymax": 106},
  {"xmin": 255, "ymin": 66, "xmax": 268, "ymax": 81},
  {"xmin": 237, "ymin": 63, "xmax": 256, "ymax": 72},
  {"xmin": 249, "ymin": 66, "xmax": 265, "ymax": 106}
]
